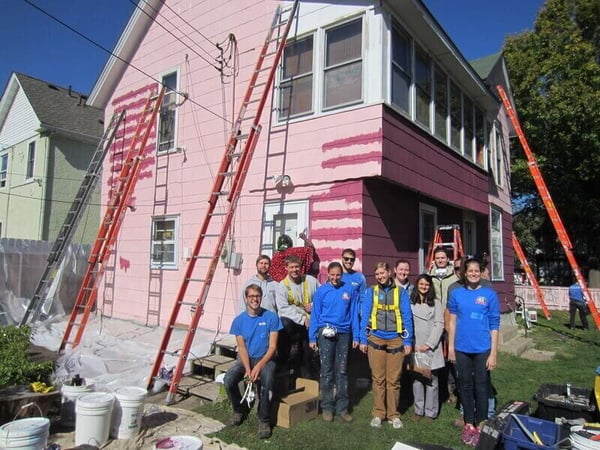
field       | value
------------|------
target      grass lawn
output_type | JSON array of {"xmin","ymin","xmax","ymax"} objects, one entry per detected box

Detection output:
[{"xmin": 196, "ymin": 310, "xmax": 600, "ymax": 449}]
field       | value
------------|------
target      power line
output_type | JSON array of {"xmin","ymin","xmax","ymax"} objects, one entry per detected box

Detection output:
[
  {"xmin": 159, "ymin": 1, "xmax": 221, "ymax": 52},
  {"xmin": 21, "ymin": 0, "xmax": 231, "ymax": 124}
]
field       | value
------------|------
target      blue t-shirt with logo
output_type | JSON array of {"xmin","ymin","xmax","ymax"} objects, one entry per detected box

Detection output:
[{"xmin": 230, "ymin": 308, "xmax": 283, "ymax": 358}]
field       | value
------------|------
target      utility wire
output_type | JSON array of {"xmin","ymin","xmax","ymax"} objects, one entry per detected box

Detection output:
[
  {"xmin": 21, "ymin": 0, "xmax": 231, "ymax": 124},
  {"xmin": 159, "ymin": 0, "xmax": 221, "ymax": 52}
]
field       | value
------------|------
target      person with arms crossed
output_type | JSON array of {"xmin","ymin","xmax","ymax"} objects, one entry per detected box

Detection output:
[{"xmin": 238, "ymin": 255, "xmax": 277, "ymax": 313}]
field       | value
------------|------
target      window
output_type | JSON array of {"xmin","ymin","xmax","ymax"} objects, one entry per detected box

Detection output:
[
  {"xmin": 261, "ymin": 200, "xmax": 309, "ymax": 256},
  {"xmin": 279, "ymin": 36, "xmax": 313, "ymax": 120},
  {"xmin": 26, "ymin": 142, "xmax": 35, "ymax": 179},
  {"xmin": 463, "ymin": 96, "xmax": 474, "ymax": 160},
  {"xmin": 462, "ymin": 217, "xmax": 476, "ymax": 256},
  {"xmin": 433, "ymin": 65, "xmax": 447, "ymax": 141},
  {"xmin": 493, "ymin": 122, "xmax": 504, "ymax": 186},
  {"xmin": 449, "ymin": 82, "xmax": 461, "ymax": 151},
  {"xmin": 157, "ymin": 72, "xmax": 178, "ymax": 153},
  {"xmin": 419, "ymin": 203, "xmax": 437, "ymax": 272},
  {"xmin": 490, "ymin": 207, "xmax": 504, "ymax": 280},
  {"xmin": 0, "ymin": 154, "xmax": 7, "ymax": 188},
  {"xmin": 323, "ymin": 19, "xmax": 362, "ymax": 109},
  {"xmin": 475, "ymin": 110, "xmax": 485, "ymax": 167},
  {"xmin": 391, "ymin": 24, "xmax": 411, "ymax": 113},
  {"xmin": 414, "ymin": 46, "xmax": 431, "ymax": 128},
  {"xmin": 151, "ymin": 216, "xmax": 178, "ymax": 267}
]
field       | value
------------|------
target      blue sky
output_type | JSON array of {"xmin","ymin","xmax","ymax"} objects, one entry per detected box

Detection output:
[{"xmin": 0, "ymin": 0, "xmax": 546, "ymax": 97}]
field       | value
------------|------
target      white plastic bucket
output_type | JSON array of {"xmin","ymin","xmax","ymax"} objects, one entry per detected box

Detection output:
[
  {"xmin": 110, "ymin": 386, "xmax": 147, "ymax": 439},
  {"xmin": 154, "ymin": 435, "xmax": 203, "ymax": 450},
  {"xmin": 61, "ymin": 381, "xmax": 94, "ymax": 427},
  {"xmin": 0, "ymin": 417, "xmax": 50, "ymax": 450},
  {"xmin": 75, "ymin": 392, "xmax": 114, "ymax": 446}
]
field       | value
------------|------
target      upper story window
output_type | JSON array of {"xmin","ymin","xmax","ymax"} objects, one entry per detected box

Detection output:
[
  {"xmin": 279, "ymin": 35, "xmax": 314, "ymax": 120},
  {"xmin": 449, "ymin": 81, "xmax": 461, "ymax": 151},
  {"xmin": 433, "ymin": 65, "xmax": 447, "ymax": 141},
  {"xmin": 414, "ymin": 46, "xmax": 431, "ymax": 128},
  {"xmin": 151, "ymin": 215, "xmax": 178, "ymax": 268},
  {"xmin": 323, "ymin": 19, "xmax": 363, "ymax": 110},
  {"xmin": 0, "ymin": 154, "xmax": 8, "ymax": 188},
  {"xmin": 26, "ymin": 142, "xmax": 35, "ymax": 180},
  {"xmin": 463, "ymin": 96, "xmax": 474, "ymax": 161},
  {"xmin": 157, "ymin": 72, "xmax": 178, "ymax": 153},
  {"xmin": 491, "ymin": 121, "xmax": 505, "ymax": 187},
  {"xmin": 391, "ymin": 24, "xmax": 411, "ymax": 113}
]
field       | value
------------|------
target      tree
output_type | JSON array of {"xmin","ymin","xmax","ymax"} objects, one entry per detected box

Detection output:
[{"xmin": 504, "ymin": 0, "xmax": 600, "ymax": 266}]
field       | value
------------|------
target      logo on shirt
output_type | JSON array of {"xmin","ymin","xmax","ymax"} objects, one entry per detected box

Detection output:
[
  {"xmin": 259, "ymin": 321, "xmax": 267, "ymax": 326},
  {"xmin": 342, "ymin": 292, "xmax": 351, "ymax": 301},
  {"xmin": 475, "ymin": 296, "xmax": 487, "ymax": 306}
]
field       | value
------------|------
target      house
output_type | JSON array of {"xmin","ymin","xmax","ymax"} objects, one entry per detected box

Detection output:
[
  {"xmin": 0, "ymin": 73, "xmax": 104, "ymax": 243},
  {"xmin": 87, "ymin": 0, "xmax": 515, "ymax": 331}
]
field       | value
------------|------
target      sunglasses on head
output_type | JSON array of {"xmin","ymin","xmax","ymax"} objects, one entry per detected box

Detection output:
[{"xmin": 343, "ymin": 257, "xmax": 356, "ymax": 262}]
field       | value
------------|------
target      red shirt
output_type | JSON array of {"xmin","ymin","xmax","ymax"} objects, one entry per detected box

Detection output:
[{"xmin": 270, "ymin": 247, "xmax": 315, "ymax": 282}]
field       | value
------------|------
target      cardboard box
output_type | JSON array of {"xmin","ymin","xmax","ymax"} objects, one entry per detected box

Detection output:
[{"xmin": 276, "ymin": 378, "xmax": 319, "ymax": 428}]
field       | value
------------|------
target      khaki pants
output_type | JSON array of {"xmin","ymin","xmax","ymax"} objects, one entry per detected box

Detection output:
[{"xmin": 367, "ymin": 335, "xmax": 405, "ymax": 420}]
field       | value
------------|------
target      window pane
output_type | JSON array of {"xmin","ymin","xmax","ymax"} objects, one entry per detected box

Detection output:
[
  {"xmin": 463, "ymin": 96, "xmax": 474, "ymax": 160},
  {"xmin": 283, "ymin": 36, "xmax": 313, "ymax": 79},
  {"xmin": 490, "ymin": 208, "xmax": 504, "ymax": 280},
  {"xmin": 158, "ymin": 73, "xmax": 177, "ymax": 152},
  {"xmin": 392, "ymin": 66, "xmax": 410, "ymax": 111},
  {"xmin": 392, "ymin": 26, "xmax": 410, "ymax": 72},
  {"xmin": 415, "ymin": 48, "xmax": 431, "ymax": 127},
  {"xmin": 324, "ymin": 61, "xmax": 362, "ymax": 108},
  {"xmin": 450, "ymin": 82, "xmax": 461, "ymax": 150},
  {"xmin": 434, "ymin": 66, "xmax": 447, "ymax": 140},
  {"xmin": 326, "ymin": 20, "xmax": 362, "ymax": 67},
  {"xmin": 279, "ymin": 75, "xmax": 313, "ymax": 119},
  {"xmin": 27, "ymin": 142, "xmax": 35, "ymax": 179},
  {"xmin": 475, "ymin": 109, "xmax": 485, "ymax": 167}
]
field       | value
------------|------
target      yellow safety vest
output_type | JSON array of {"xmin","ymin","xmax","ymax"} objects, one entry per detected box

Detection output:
[
  {"xmin": 283, "ymin": 277, "xmax": 310, "ymax": 306},
  {"xmin": 370, "ymin": 285, "xmax": 403, "ymax": 333}
]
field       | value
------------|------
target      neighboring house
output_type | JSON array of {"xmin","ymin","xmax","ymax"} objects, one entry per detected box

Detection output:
[
  {"xmin": 0, "ymin": 73, "xmax": 104, "ymax": 243},
  {"xmin": 87, "ymin": 0, "xmax": 516, "ymax": 330}
]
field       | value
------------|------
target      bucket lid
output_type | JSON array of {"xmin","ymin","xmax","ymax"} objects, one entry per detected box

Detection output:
[
  {"xmin": 0, "ymin": 418, "xmax": 50, "ymax": 438},
  {"xmin": 115, "ymin": 386, "xmax": 147, "ymax": 401},
  {"xmin": 154, "ymin": 436, "xmax": 203, "ymax": 450},
  {"xmin": 77, "ymin": 392, "xmax": 114, "ymax": 408}
]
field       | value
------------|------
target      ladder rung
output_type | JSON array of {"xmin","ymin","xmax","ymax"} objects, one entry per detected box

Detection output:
[
  {"xmin": 202, "ymin": 233, "xmax": 220, "ymax": 237},
  {"xmin": 186, "ymin": 278, "xmax": 206, "ymax": 283},
  {"xmin": 194, "ymin": 255, "xmax": 212, "ymax": 260},
  {"xmin": 235, "ymin": 134, "xmax": 248, "ymax": 140},
  {"xmin": 209, "ymin": 212, "xmax": 227, "ymax": 217},
  {"xmin": 219, "ymin": 171, "xmax": 236, "ymax": 176},
  {"xmin": 213, "ymin": 191, "xmax": 229, "ymax": 196},
  {"xmin": 179, "ymin": 301, "xmax": 198, "ymax": 307}
]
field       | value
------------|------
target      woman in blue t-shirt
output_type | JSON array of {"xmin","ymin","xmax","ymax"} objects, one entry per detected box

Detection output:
[{"xmin": 447, "ymin": 258, "xmax": 500, "ymax": 447}]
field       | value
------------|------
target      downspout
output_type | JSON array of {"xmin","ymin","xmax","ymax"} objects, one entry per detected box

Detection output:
[{"xmin": 38, "ymin": 134, "xmax": 50, "ymax": 240}]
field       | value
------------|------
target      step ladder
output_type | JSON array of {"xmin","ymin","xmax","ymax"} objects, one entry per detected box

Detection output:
[
  {"xmin": 20, "ymin": 111, "xmax": 126, "ymax": 326},
  {"xmin": 59, "ymin": 87, "xmax": 165, "ymax": 351},
  {"xmin": 497, "ymin": 84, "xmax": 600, "ymax": 330},
  {"xmin": 147, "ymin": 0, "xmax": 300, "ymax": 404},
  {"xmin": 511, "ymin": 232, "xmax": 551, "ymax": 320},
  {"xmin": 426, "ymin": 224, "xmax": 465, "ymax": 270}
]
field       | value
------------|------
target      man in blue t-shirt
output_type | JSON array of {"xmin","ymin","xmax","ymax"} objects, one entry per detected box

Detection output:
[
  {"xmin": 568, "ymin": 280, "xmax": 589, "ymax": 330},
  {"xmin": 224, "ymin": 284, "xmax": 283, "ymax": 439}
]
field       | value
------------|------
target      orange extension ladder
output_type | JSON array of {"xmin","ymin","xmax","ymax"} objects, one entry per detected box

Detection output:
[
  {"xmin": 512, "ymin": 232, "xmax": 551, "ymax": 320},
  {"xmin": 59, "ymin": 88, "xmax": 165, "ymax": 351},
  {"xmin": 426, "ymin": 224, "xmax": 465, "ymax": 270},
  {"xmin": 497, "ymin": 84, "xmax": 600, "ymax": 330},
  {"xmin": 147, "ymin": 1, "xmax": 300, "ymax": 403}
]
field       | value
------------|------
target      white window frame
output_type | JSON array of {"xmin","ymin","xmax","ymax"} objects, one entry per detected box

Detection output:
[
  {"xmin": 493, "ymin": 121, "xmax": 505, "ymax": 187},
  {"xmin": 322, "ymin": 17, "xmax": 364, "ymax": 111},
  {"xmin": 391, "ymin": 21, "xmax": 412, "ymax": 115},
  {"xmin": 490, "ymin": 206, "xmax": 504, "ymax": 281},
  {"xmin": 0, "ymin": 154, "xmax": 8, "ymax": 188},
  {"xmin": 157, "ymin": 71, "xmax": 179, "ymax": 154},
  {"xmin": 414, "ymin": 44, "xmax": 432, "ymax": 129},
  {"xmin": 151, "ymin": 215, "xmax": 179, "ymax": 269},
  {"xmin": 261, "ymin": 200, "xmax": 309, "ymax": 256},
  {"xmin": 26, "ymin": 141, "xmax": 35, "ymax": 180},
  {"xmin": 419, "ymin": 203, "xmax": 437, "ymax": 272},
  {"xmin": 278, "ymin": 33, "xmax": 315, "ymax": 121},
  {"xmin": 462, "ymin": 216, "xmax": 477, "ymax": 257}
]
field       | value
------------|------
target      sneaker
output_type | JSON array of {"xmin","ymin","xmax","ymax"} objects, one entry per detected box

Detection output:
[
  {"xmin": 370, "ymin": 417, "xmax": 382, "ymax": 428},
  {"xmin": 339, "ymin": 412, "xmax": 353, "ymax": 423},
  {"xmin": 229, "ymin": 412, "xmax": 243, "ymax": 426},
  {"xmin": 471, "ymin": 426, "xmax": 481, "ymax": 447},
  {"xmin": 322, "ymin": 411, "xmax": 334, "ymax": 422},
  {"xmin": 390, "ymin": 417, "xmax": 404, "ymax": 429},
  {"xmin": 453, "ymin": 416, "xmax": 465, "ymax": 428},
  {"xmin": 461, "ymin": 424, "xmax": 477, "ymax": 446},
  {"xmin": 258, "ymin": 421, "xmax": 272, "ymax": 439}
]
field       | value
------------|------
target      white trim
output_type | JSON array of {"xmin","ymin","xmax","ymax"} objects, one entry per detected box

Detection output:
[
  {"xmin": 150, "ymin": 214, "xmax": 179, "ymax": 269},
  {"xmin": 489, "ymin": 206, "xmax": 504, "ymax": 281},
  {"xmin": 261, "ymin": 200, "xmax": 309, "ymax": 256},
  {"xmin": 419, "ymin": 202, "xmax": 437, "ymax": 272}
]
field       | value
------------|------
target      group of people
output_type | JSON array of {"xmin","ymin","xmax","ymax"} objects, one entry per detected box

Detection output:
[{"xmin": 224, "ymin": 240, "xmax": 500, "ymax": 447}]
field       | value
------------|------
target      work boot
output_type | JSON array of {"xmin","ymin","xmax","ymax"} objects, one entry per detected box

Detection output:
[
  {"xmin": 258, "ymin": 421, "xmax": 272, "ymax": 439},
  {"xmin": 228, "ymin": 412, "xmax": 243, "ymax": 426}
]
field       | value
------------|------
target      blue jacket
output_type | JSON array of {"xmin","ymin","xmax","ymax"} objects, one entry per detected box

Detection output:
[
  {"xmin": 309, "ymin": 281, "xmax": 359, "ymax": 344},
  {"xmin": 359, "ymin": 282, "xmax": 414, "ymax": 346},
  {"xmin": 568, "ymin": 283, "xmax": 585, "ymax": 303}
]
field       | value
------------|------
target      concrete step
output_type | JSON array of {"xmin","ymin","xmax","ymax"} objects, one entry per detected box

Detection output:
[
  {"xmin": 500, "ymin": 335, "xmax": 534, "ymax": 357},
  {"xmin": 212, "ymin": 334, "xmax": 237, "ymax": 358},
  {"xmin": 192, "ymin": 354, "xmax": 236, "ymax": 379}
]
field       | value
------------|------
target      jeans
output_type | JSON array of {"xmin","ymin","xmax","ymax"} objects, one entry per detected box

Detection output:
[
  {"xmin": 318, "ymin": 330, "xmax": 351, "ymax": 414},
  {"xmin": 569, "ymin": 301, "xmax": 589, "ymax": 329},
  {"xmin": 224, "ymin": 357, "xmax": 276, "ymax": 423},
  {"xmin": 455, "ymin": 350, "xmax": 490, "ymax": 425}
]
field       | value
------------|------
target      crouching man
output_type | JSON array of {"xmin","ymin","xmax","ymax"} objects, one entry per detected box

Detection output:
[{"xmin": 224, "ymin": 283, "xmax": 283, "ymax": 439}]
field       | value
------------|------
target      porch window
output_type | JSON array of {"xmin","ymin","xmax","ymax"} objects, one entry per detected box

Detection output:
[
  {"xmin": 391, "ymin": 24, "xmax": 411, "ymax": 113},
  {"xmin": 279, "ymin": 35, "xmax": 314, "ymax": 120},
  {"xmin": 323, "ymin": 18, "xmax": 363, "ymax": 109},
  {"xmin": 0, "ymin": 154, "xmax": 8, "ymax": 188},
  {"xmin": 151, "ymin": 216, "xmax": 178, "ymax": 268},
  {"xmin": 493, "ymin": 122, "xmax": 505, "ymax": 187},
  {"xmin": 26, "ymin": 142, "xmax": 35, "ymax": 179},
  {"xmin": 434, "ymin": 65, "xmax": 447, "ymax": 141},
  {"xmin": 449, "ymin": 82, "xmax": 461, "ymax": 151},
  {"xmin": 490, "ymin": 207, "xmax": 504, "ymax": 280},
  {"xmin": 157, "ymin": 72, "xmax": 178, "ymax": 153},
  {"xmin": 414, "ymin": 46, "xmax": 431, "ymax": 128},
  {"xmin": 463, "ymin": 96, "xmax": 474, "ymax": 160},
  {"xmin": 475, "ymin": 109, "xmax": 485, "ymax": 167}
]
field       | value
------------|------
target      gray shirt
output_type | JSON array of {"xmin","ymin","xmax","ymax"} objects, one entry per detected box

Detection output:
[
  {"xmin": 275, "ymin": 275, "xmax": 320, "ymax": 325},
  {"xmin": 238, "ymin": 275, "xmax": 278, "ymax": 314}
]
